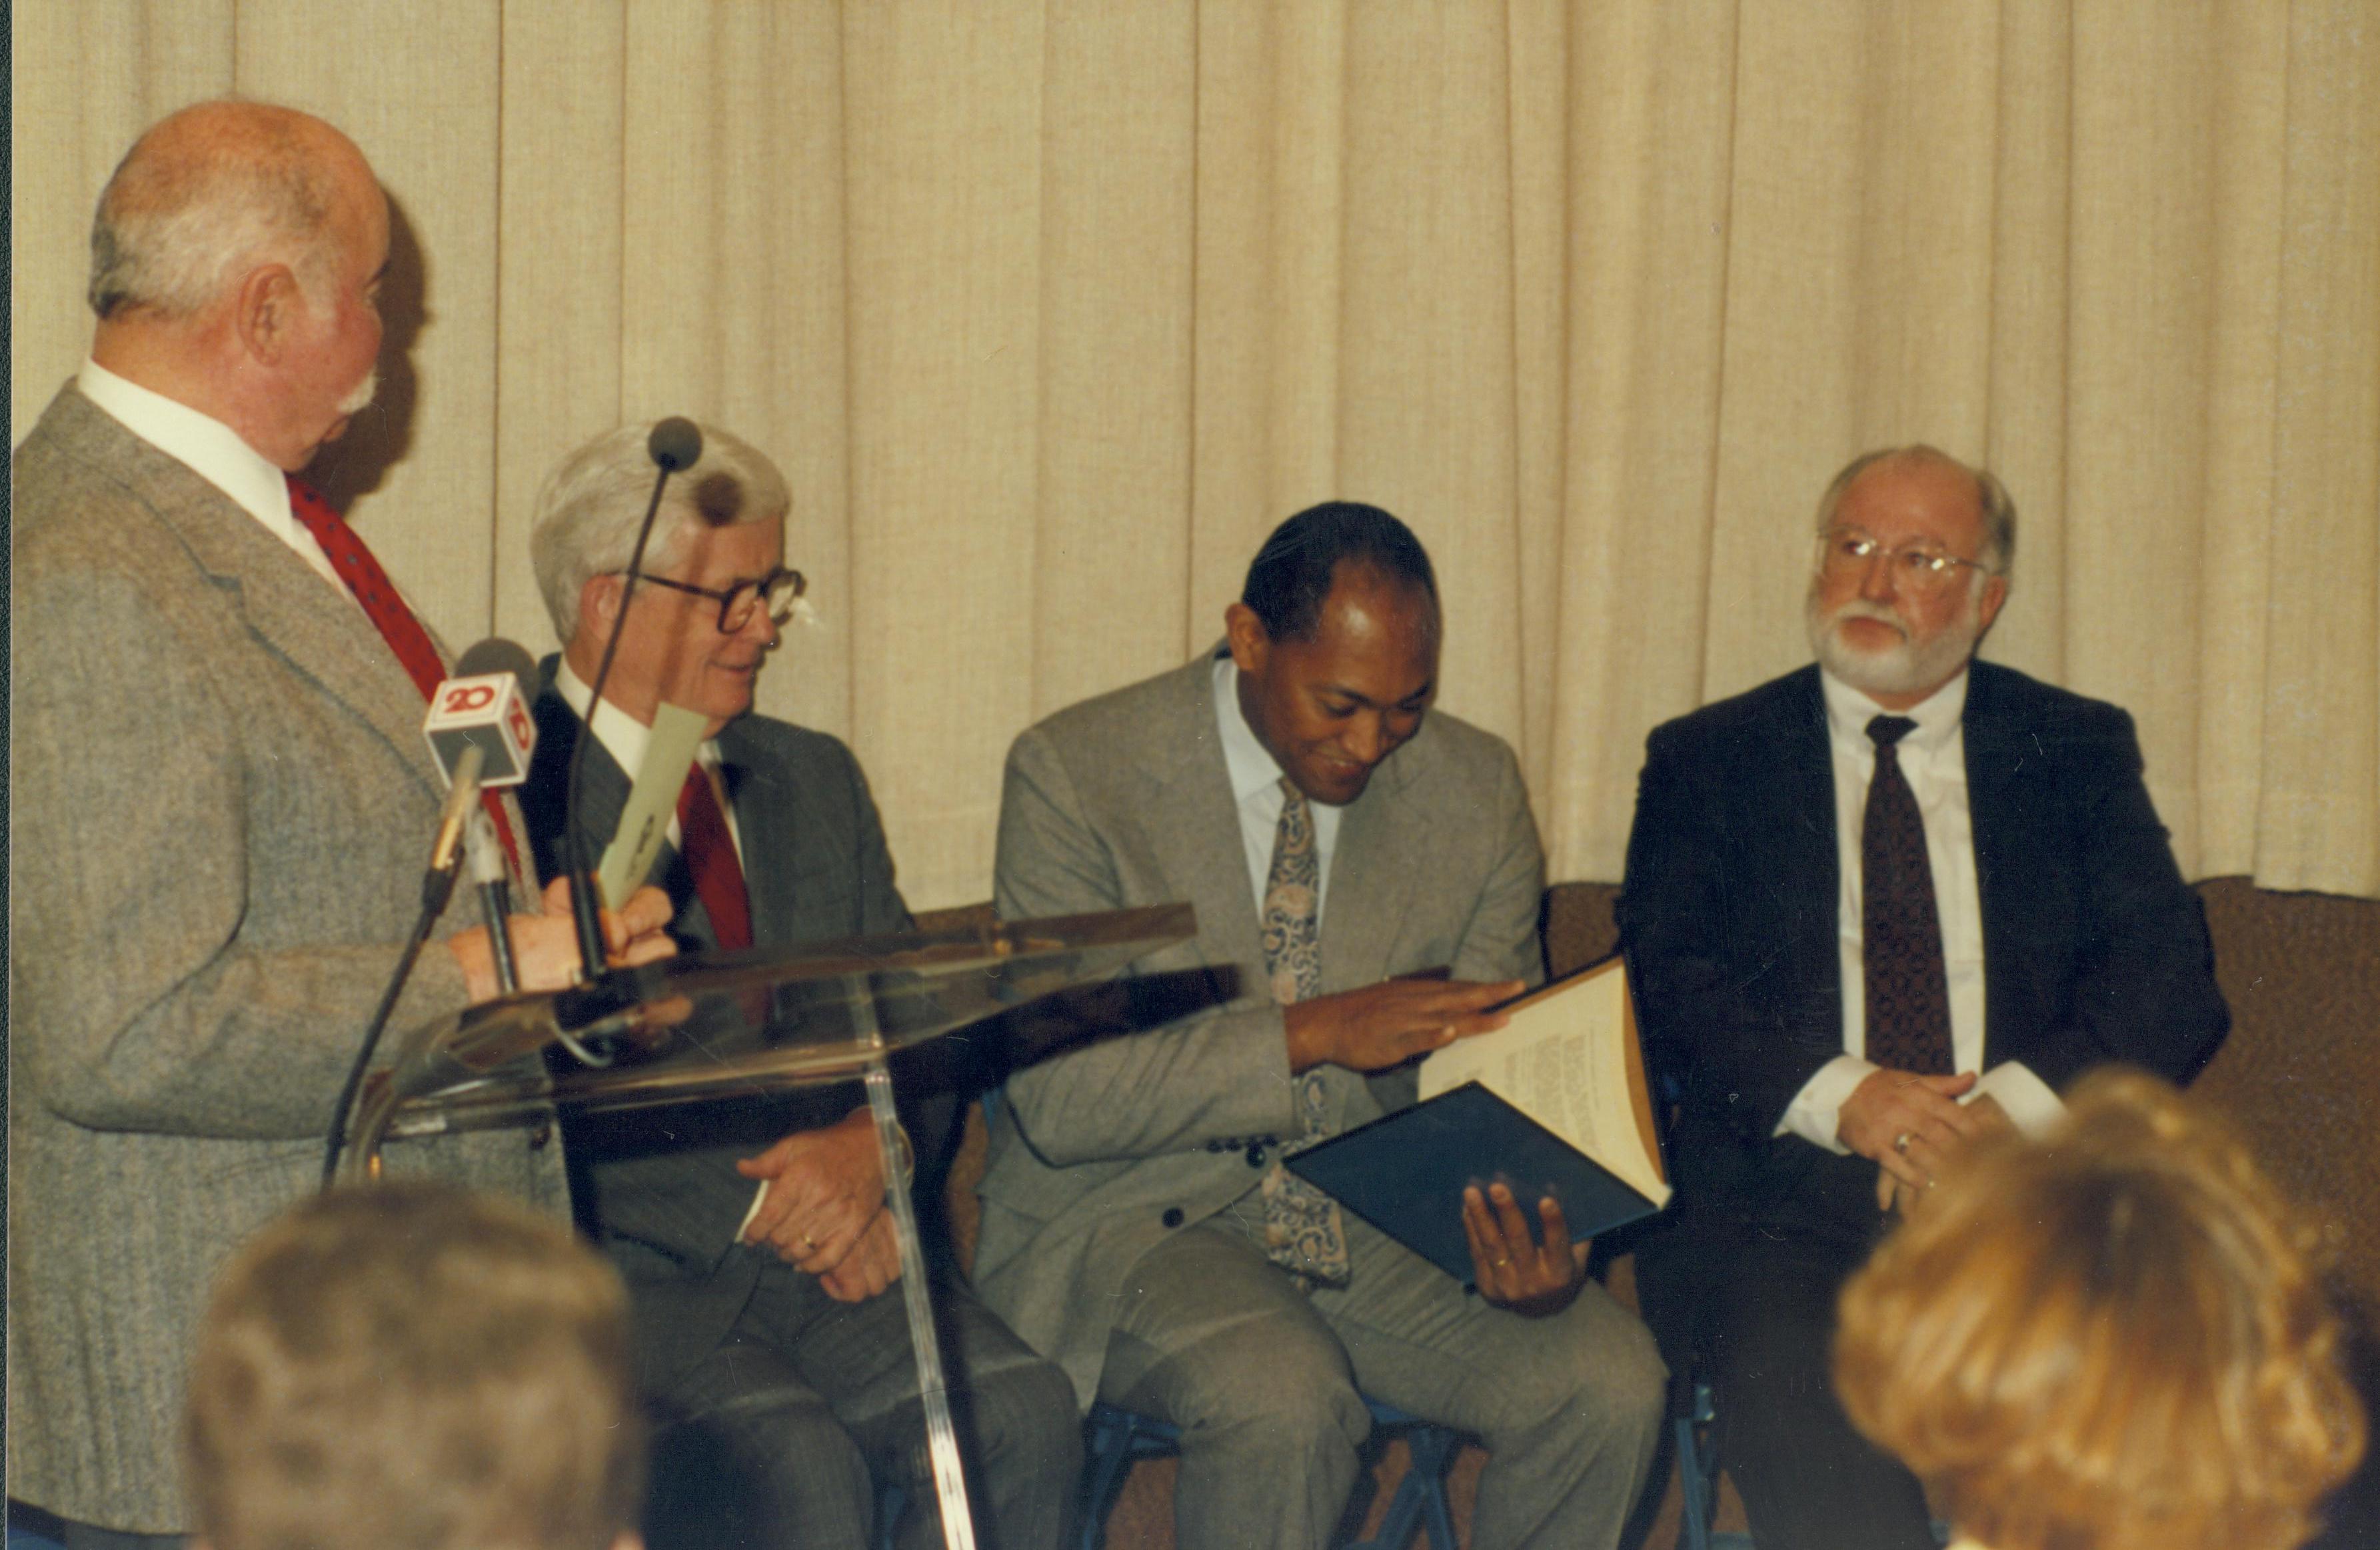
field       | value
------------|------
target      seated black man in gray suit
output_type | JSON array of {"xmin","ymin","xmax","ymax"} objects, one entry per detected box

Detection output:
[
  {"xmin": 517, "ymin": 421, "xmax": 1080, "ymax": 1550},
  {"xmin": 1620, "ymin": 446, "xmax": 2229, "ymax": 1550},
  {"xmin": 974, "ymin": 503, "xmax": 1668, "ymax": 1550}
]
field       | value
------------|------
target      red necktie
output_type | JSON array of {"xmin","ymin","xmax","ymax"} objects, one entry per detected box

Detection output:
[
  {"xmin": 286, "ymin": 475, "xmax": 523, "ymax": 879},
  {"xmin": 675, "ymin": 767, "xmax": 752, "ymax": 952}
]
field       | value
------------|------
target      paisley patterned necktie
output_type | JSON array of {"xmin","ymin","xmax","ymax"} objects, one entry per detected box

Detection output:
[
  {"xmin": 1861, "ymin": 715, "xmax": 1952, "ymax": 1075},
  {"xmin": 1256, "ymin": 779, "xmax": 1352, "ymax": 1287}
]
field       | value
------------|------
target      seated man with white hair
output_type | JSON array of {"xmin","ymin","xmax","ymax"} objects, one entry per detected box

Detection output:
[{"xmin": 517, "ymin": 421, "xmax": 1080, "ymax": 1550}]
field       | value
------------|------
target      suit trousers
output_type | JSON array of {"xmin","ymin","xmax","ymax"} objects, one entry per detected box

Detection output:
[
  {"xmin": 644, "ymin": 1257, "xmax": 1080, "ymax": 1550},
  {"xmin": 1640, "ymin": 1179, "xmax": 1937, "ymax": 1550},
  {"xmin": 1098, "ymin": 1211, "xmax": 1666, "ymax": 1550}
]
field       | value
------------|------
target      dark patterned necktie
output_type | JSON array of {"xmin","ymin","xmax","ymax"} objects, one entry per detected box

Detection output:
[
  {"xmin": 676, "ymin": 767, "xmax": 752, "ymax": 952},
  {"xmin": 286, "ymin": 475, "xmax": 522, "ymax": 879},
  {"xmin": 1257, "ymin": 781, "xmax": 1351, "ymax": 1287},
  {"xmin": 1861, "ymin": 715, "xmax": 1952, "ymax": 1075}
]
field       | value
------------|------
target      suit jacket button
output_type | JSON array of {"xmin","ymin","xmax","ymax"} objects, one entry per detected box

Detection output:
[
  {"xmin": 1162, "ymin": 1207, "xmax": 1184, "ymax": 1229},
  {"xmin": 1245, "ymin": 1143, "xmax": 1268, "ymax": 1167},
  {"xmin": 528, "ymin": 1121, "xmax": 553, "ymax": 1151}
]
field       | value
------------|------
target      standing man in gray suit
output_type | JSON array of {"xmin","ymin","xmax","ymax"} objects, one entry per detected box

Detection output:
[
  {"xmin": 9, "ymin": 102, "xmax": 670, "ymax": 1547},
  {"xmin": 517, "ymin": 422, "xmax": 1081, "ymax": 1550},
  {"xmin": 975, "ymin": 503, "xmax": 1668, "ymax": 1550}
]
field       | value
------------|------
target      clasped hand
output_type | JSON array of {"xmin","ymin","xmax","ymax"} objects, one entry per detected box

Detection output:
[
  {"xmin": 1837, "ymin": 1067, "xmax": 2013, "ymax": 1209},
  {"xmin": 736, "ymin": 1109, "xmax": 900, "ymax": 1300}
]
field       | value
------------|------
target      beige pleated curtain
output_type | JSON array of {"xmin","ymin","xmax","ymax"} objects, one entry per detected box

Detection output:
[{"xmin": 13, "ymin": 1, "xmax": 2378, "ymax": 908}]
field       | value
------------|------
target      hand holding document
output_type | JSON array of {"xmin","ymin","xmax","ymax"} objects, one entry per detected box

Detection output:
[
  {"xmin": 596, "ymin": 701, "xmax": 710, "ymax": 908},
  {"xmin": 1286, "ymin": 957, "xmax": 1670, "ymax": 1287}
]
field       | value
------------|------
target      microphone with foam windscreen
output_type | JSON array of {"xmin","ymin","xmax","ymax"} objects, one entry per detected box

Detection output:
[
  {"xmin": 425, "ymin": 638, "xmax": 542, "ymax": 991},
  {"xmin": 562, "ymin": 417, "xmax": 705, "ymax": 984},
  {"xmin": 424, "ymin": 637, "xmax": 541, "ymax": 791},
  {"xmin": 319, "ymin": 639, "xmax": 549, "ymax": 1184}
]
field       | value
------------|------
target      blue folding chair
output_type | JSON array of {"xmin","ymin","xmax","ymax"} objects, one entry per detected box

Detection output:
[
  {"xmin": 1077, "ymin": 1395, "xmax": 1464, "ymax": 1550},
  {"xmin": 1672, "ymin": 1368, "xmax": 1753, "ymax": 1550}
]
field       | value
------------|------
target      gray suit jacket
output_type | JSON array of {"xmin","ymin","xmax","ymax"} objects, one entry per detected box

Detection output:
[
  {"xmin": 7, "ymin": 385, "xmax": 567, "ymax": 1531},
  {"xmin": 974, "ymin": 651, "xmax": 1546, "ymax": 1405},
  {"xmin": 516, "ymin": 674, "xmax": 917, "ymax": 1389}
]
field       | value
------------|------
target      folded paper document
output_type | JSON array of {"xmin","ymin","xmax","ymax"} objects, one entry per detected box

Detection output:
[{"xmin": 1286, "ymin": 957, "xmax": 1670, "ymax": 1286}]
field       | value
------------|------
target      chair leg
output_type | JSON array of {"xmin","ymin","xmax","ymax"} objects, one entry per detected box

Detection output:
[
  {"xmin": 1077, "ymin": 1405, "xmax": 1148, "ymax": 1550},
  {"xmin": 1675, "ymin": 1379, "xmax": 1716, "ymax": 1550},
  {"xmin": 1349, "ymin": 1424, "xmax": 1461, "ymax": 1550}
]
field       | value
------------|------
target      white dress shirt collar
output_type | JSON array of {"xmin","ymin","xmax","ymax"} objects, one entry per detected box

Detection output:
[
  {"xmin": 1212, "ymin": 653, "xmax": 1342, "ymax": 917},
  {"xmin": 554, "ymin": 659, "xmax": 725, "ymax": 777},
  {"xmin": 76, "ymin": 359, "xmax": 346, "ymax": 592},
  {"xmin": 553, "ymin": 660, "xmax": 734, "ymax": 860},
  {"xmin": 1818, "ymin": 663, "xmax": 1968, "ymax": 761}
]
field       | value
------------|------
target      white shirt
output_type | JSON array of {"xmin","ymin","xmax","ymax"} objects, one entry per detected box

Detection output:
[
  {"xmin": 1214, "ymin": 654, "xmax": 1344, "ymax": 920},
  {"xmin": 76, "ymin": 358, "xmax": 349, "ymax": 596},
  {"xmin": 552, "ymin": 660, "xmax": 741, "ymax": 863},
  {"xmin": 1778, "ymin": 667, "xmax": 2062, "ymax": 1151}
]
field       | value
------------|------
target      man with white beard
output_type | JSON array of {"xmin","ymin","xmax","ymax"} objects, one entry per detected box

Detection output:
[{"xmin": 1615, "ymin": 446, "xmax": 2229, "ymax": 1550}]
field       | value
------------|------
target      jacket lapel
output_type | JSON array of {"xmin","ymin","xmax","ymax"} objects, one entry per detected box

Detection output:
[
  {"xmin": 716, "ymin": 734, "xmax": 796, "ymax": 945},
  {"xmin": 1755, "ymin": 667, "xmax": 1843, "ymax": 1031},
  {"xmin": 1141, "ymin": 655, "xmax": 1270, "ymax": 985},
  {"xmin": 1318, "ymin": 749, "xmax": 1424, "ymax": 992},
  {"xmin": 78, "ymin": 394, "xmax": 445, "ymax": 805},
  {"xmin": 1960, "ymin": 661, "xmax": 2035, "ymax": 1066}
]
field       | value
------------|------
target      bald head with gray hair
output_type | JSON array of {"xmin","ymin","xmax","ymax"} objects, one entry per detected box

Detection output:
[
  {"xmin": 531, "ymin": 420, "xmax": 791, "ymax": 642},
  {"xmin": 1816, "ymin": 444, "xmax": 2017, "ymax": 576},
  {"xmin": 88, "ymin": 99, "xmax": 363, "ymax": 321}
]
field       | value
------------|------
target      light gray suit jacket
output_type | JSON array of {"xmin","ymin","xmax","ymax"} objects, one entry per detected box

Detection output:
[
  {"xmin": 7, "ymin": 385, "xmax": 567, "ymax": 1531},
  {"xmin": 974, "ymin": 651, "xmax": 1546, "ymax": 1406}
]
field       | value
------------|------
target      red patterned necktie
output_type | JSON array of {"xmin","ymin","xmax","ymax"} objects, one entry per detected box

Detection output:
[
  {"xmin": 1861, "ymin": 715, "xmax": 1952, "ymax": 1075},
  {"xmin": 285, "ymin": 475, "xmax": 522, "ymax": 878},
  {"xmin": 675, "ymin": 766, "xmax": 752, "ymax": 952}
]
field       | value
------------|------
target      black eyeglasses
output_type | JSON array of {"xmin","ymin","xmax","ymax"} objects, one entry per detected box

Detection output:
[{"xmin": 630, "ymin": 567, "xmax": 807, "ymax": 633}]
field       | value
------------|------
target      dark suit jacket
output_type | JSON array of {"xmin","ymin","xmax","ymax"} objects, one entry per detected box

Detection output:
[
  {"xmin": 1618, "ymin": 661, "xmax": 2228, "ymax": 1238},
  {"xmin": 517, "ymin": 669, "xmax": 916, "ymax": 1388}
]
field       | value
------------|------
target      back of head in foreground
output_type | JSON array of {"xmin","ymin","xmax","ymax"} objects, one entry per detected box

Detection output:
[
  {"xmin": 1834, "ymin": 1069, "xmax": 2365, "ymax": 1550},
  {"xmin": 186, "ymin": 1182, "xmax": 646, "ymax": 1550}
]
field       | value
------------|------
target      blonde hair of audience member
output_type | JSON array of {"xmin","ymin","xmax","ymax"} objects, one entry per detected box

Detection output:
[
  {"xmin": 1833, "ymin": 1069, "xmax": 2365, "ymax": 1550},
  {"xmin": 186, "ymin": 1183, "xmax": 646, "ymax": 1550}
]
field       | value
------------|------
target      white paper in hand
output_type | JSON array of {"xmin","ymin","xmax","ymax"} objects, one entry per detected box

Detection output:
[{"xmin": 596, "ymin": 701, "xmax": 710, "ymax": 909}]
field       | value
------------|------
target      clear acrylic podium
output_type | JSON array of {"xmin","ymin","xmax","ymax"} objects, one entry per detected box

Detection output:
[{"xmin": 341, "ymin": 903, "xmax": 1200, "ymax": 1550}]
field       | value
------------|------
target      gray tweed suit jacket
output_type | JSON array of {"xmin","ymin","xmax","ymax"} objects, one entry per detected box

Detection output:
[
  {"xmin": 7, "ymin": 385, "xmax": 567, "ymax": 1532},
  {"xmin": 973, "ymin": 651, "xmax": 1547, "ymax": 1407}
]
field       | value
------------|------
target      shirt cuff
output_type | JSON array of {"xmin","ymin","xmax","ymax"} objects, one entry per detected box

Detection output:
[
  {"xmin": 1778, "ymin": 1054, "xmax": 1879, "ymax": 1154},
  {"xmin": 1968, "ymin": 1061, "xmax": 2065, "ymax": 1139},
  {"xmin": 733, "ymin": 1180, "xmax": 768, "ymax": 1247}
]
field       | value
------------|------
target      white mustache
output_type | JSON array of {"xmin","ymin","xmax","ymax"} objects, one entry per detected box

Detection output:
[
  {"xmin": 337, "ymin": 369, "xmax": 379, "ymax": 417},
  {"xmin": 1825, "ymin": 599, "xmax": 1908, "ymax": 641}
]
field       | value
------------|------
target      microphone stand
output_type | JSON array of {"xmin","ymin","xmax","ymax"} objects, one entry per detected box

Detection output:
[
  {"xmin": 321, "ymin": 745, "xmax": 483, "ymax": 1186},
  {"xmin": 561, "ymin": 419, "xmax": 702, "ymax": 985},
  {"xmin": 469, "ymin": 809, "xmax": 521, "ymax": 994}
]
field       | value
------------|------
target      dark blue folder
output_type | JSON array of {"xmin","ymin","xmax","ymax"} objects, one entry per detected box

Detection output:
[{"xmin": 1283, "ymin": 1081, "xmax": 1664, "ymax": 1288}]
